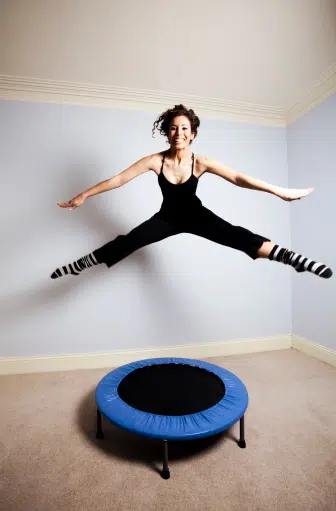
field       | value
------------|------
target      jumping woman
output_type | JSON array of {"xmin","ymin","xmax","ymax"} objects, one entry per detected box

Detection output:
[{"xmin": 51, "ymin": 104, "xmax": 332, "ymax": 280}]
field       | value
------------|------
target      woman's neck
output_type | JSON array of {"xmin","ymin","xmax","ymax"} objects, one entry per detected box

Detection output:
[{"xmin": 166, "ymin": 148, "xmax": 193, "ymax": 168}]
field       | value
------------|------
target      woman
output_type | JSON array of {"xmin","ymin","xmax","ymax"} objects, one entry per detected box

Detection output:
[{"xmin": 51, "ymin": 104, "xmax": 332, "ymax": 279}]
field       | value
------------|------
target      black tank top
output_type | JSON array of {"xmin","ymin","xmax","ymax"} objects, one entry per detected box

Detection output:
[{"xmin": 158, "ymin": 151, "xmax": 202, "ymax": 214}]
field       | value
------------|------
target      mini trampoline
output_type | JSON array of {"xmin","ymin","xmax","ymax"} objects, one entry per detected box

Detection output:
[{"xmin": 95, "ymin": 357, "xmax": 248, "ymax": 479}]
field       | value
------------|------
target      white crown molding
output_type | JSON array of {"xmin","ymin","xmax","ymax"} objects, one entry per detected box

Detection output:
[
  {"xmin": 0, "ymin": 64, "xmax": 335, "ymax": 126},
  {"xmin": 0, "ymin": 74, "xmax": 286, "ymax": 126},
  {"xmin": 286, "ymin": 62, "xmax": 336, "ymax": 125}
]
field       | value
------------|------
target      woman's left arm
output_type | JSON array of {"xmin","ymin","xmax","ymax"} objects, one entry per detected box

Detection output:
[{"xmin": 203, "ymin": 156, "xmax": 314, "ymax": 202}]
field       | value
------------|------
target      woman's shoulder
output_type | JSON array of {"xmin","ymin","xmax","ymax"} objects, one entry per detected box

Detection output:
[
  {"xmin": 194, "ymin": 154, "xmax": 208, "ymax": 166},
  {"xmin": 147, "ymin": 151, "xmax": 166, "ymax": 176},
  {"xmin": 194, "ymin": 154, "xmax": 209, "ymax": 178}
]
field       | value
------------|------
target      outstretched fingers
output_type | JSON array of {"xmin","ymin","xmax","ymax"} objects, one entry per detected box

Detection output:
[{"xmin": 57, "ymin": 201, "xmax": 76, "ymax": 210}]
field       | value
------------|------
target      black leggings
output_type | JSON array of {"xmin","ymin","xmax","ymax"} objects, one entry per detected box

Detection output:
[{"xmin": 93, "ymin": 206, "xmax": 270, "ymax": 268}]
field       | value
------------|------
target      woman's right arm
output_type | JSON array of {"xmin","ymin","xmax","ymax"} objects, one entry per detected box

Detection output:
[{"xmin": 57, "ymin": 154, "xmax": 156, "ymax": 210}]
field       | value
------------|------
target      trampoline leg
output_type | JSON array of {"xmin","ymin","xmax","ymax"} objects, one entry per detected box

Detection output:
[
  {"xmin": 96, "ymin": 408, "xmax": 104, "ymax": 439},
  {"xmin": 238, "ymin": 415, "xmax": 246, "ymax": 448},
  {"xmin": 161, "ymin": 440, "xmax": 170, "ymax": 480}
]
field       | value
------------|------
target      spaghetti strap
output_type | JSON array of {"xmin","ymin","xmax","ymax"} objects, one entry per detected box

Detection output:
[
  {"xmin": 191, "ymin": 153, "xmax": 195, "ymax": 176},
  {"xmin": 160, "ymin": 151, "xmax": 166, "ymax": 174}
]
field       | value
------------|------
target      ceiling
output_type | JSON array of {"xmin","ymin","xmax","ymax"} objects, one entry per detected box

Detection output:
[{"xmin": 1, "ymin": 0, "xmax": 336, "ymax": 124}]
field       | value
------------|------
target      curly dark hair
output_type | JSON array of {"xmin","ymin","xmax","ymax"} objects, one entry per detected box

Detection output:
[{"xmin": 152, "ymin": 104, "xmax": 200, "ymax": 144}]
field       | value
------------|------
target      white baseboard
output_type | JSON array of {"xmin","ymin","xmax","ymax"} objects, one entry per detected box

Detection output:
[
  {"xmin": 0, "ymin": 335, "xmax": 291, "ymax": 375},
  {"xmin": 1, "ymin": 334, "xmax": 334, "ymax": 375},
  {"xmin": 291, "ymin": 335, "xmax": 336, "ymax": 367}
]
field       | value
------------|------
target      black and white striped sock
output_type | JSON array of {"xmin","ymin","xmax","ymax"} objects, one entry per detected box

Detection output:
[
  {"xmin": 268, "ymin": 245, "xmax": 332, "ymax": 279},
  {"xmin": 51, "ymin": 253, "xmax": 99, "ymax": 279}
]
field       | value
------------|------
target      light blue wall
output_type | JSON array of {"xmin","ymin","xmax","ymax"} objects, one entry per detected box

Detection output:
[
  {"xmin": 1, "ymin": 100, "xmax": 290, "ymax": 357},
  {"xmin": 288, "ymin": 94, "xmax": 336, "ymax": 350}
]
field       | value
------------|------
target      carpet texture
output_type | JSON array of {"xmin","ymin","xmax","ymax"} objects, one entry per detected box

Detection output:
[{"xmin": 1, "ymin": 349, "xmax": 335, "ymax": 511}]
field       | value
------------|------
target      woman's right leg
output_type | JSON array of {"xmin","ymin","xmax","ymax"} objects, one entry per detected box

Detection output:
[
  {"xmin": 51, "ymin": 213, "xmax": 181, "ymax": 278},
  {"xmin": 94, "ymin": 213, "xmax": 181, "ymax": 268}
]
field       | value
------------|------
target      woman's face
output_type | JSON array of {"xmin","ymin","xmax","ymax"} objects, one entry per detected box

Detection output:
[{"xmin": 168, "ymin": 115, "xmax": 195, "ymax": 149}]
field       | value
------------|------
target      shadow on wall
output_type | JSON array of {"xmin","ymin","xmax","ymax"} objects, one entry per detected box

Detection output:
[
  {"xmin": 1, "ymin": 161, "xmax": 201, "ymax": 347},
  {"xmin": 77, "ymin": 387, "xmax": 235, "ymax": 476}
]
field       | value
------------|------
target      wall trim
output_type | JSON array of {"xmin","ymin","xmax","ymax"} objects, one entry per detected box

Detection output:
[
  {"xmin": 0, "ymin": 335, "xmax": 291, "ymax": 375},
  {"xmin": 1, "ymin": 65, "xmax": 335, "ymax": 126},
  {"xmin": 286, "ymin": 62, "xmax": 336, "ymax": 124},
  {"xmin": 291, "ymin": 334, "xmax": 336, "ymax": 368},
  {"xmin": 1, "ymin": 335, "xmax": 335, "ymax": 375},
  {"xmin": 0, "ymin": 74, "xmax": 286, "ymax": 126}
]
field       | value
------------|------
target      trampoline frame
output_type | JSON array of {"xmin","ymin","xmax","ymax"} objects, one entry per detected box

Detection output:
[
  {"xmin": 95, "ymin": 357, "xmax": 248, "ymax": 480},
  {"xmin": 96, "ymin": 408, "xmax": 246, "ymax": 480}
]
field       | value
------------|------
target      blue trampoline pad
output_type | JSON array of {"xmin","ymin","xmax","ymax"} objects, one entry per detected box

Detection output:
[{"xmin": 95, "ymin": 357, "xmax": 248, "ymax": 441}]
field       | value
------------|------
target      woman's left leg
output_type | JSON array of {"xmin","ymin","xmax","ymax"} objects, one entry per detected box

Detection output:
[
  {"xmin": 255, "ymin": 241, "xmax": 275, "ymax": 258},
  {"xmin": 182, "ymin": 206, "xmax": 270, "ymax": 260},
  {"xmin": 261, "ymin": 242, "xmax": 332, "ymax": 278},
  {"xmin": 183, "ymin": 207, "xmax": 332, "ymax": 279}
]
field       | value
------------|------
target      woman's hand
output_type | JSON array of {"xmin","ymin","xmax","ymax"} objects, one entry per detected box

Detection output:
[
  {"xmin": 57, "ymin": 193, "xmax": 86, "ymax": 211},
  {"xmin": 276, "ymin": 187, "xmax": 314, "ymax": 201}
]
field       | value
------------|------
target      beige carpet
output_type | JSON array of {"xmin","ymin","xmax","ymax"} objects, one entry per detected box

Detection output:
[{"xmin": 1, "ymin": 349, "xmax": 335, "ymax": 511}]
